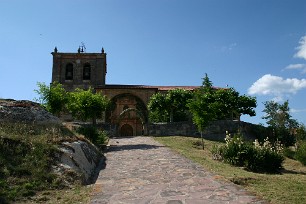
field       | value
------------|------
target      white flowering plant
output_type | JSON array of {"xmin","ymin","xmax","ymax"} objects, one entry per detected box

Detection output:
[{"xmin": 212, "ymin": 131, "xmax": 284, "ymax": 172}]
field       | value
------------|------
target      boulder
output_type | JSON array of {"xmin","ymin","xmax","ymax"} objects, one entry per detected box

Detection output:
[
  {"xmin": 0, "ymin": 99, "xmax": 61, "ymax": 125},
  {"xmin": 0, "ymin": 99, "xmax": 104, "ymax": 186},
  {"xmin": 54, "ymin": 139, "xmax": 104, "ymax": 185}
]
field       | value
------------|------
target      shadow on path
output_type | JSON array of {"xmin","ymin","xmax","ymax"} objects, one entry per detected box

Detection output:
[
  {"xmin": 109, "ymin": 143, "xmax": 164, "ymax": 152},
  {"xmin": 91, "ymin": 136, "xmax": 267, "ymax": 203},
  {"xmin": 88, "ymin": 155, "xmax": 107, "ymax": 185}
]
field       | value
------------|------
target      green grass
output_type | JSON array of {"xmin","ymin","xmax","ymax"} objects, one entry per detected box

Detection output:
[
  {"xmin": 0, "ymin": 122, "xmax": 89, "ymax": 203},
  {"xmin": 154, "ymin": 136, "xmax": 306, "ymax": 204},
  {"xmin": 17, "ymin": 185, "xmax": 92, "ymax": 204}
]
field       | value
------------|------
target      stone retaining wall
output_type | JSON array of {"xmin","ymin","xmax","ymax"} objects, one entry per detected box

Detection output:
[{"xmin": 148, "ymin": 120, "xmax": 260, "ymax": 141}]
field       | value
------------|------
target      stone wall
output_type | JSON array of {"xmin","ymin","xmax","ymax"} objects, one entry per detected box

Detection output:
[
  {"xmin": 148, "ymin": 120, "xmax": 260, "ymax": 141},
  {"xmin": 51, "ymin": 51, "xmax": 107, "ymax": 91}
]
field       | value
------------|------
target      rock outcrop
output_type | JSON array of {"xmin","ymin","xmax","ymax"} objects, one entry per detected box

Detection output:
[
  {"xmin": 0, "ymin": 99, "xmax": 60, "ymax": 125},
  {"xmin": 55, "ymin": 140, "xmax": 104, "ymax": 185},
  {"xmin": 0, "ymin": 99, "xmax": 104, "ymax": 185}
]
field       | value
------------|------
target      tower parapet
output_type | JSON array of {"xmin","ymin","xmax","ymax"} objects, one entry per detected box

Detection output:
[{"xmin": 51, "ymin": 47, "xmax": 107, "ymax": 91}]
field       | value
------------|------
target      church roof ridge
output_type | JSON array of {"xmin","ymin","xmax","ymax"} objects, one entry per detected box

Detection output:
[{"xmin": 96, "ymin": 84, "xmax": 202, "ymax": 91}]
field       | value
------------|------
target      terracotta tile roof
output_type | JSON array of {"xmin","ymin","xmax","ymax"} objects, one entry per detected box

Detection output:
[
  {"xmin": 147, "ymin": 86, "xmax": 200, "ymax": 91},
  {"xmin": 96, "ymin": 84, "xmax": 201, "ymax": 91}
]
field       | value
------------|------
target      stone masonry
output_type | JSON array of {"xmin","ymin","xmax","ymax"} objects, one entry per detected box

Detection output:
[{"xmin": 90, "ymin": 137, "xmax": 267, "ymax": 203}]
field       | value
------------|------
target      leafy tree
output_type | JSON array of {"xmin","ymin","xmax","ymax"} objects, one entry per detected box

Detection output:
[
  {"xmin": 67, "ymin": 88, "xmax": 109, "ymax": 126},
  {"xmin": 236, "ymin": 94, "xmax": 257, "ymax": 117},
  {"xmin": 262, "ymin": 100, "xmax": 299, "ymax": 146},
  {"xmin": 189, "ymin": 74, "xmax": 257, "ymax": 131},
  {"xmin": 188, "ymin": 74, "xmax": 257, "ymax": 149},
  {"xmin": 188, "ymin": 85, "xmax": 216, "ymax": 132},
  {"xmin": 167, "ymin": 89, "xmax": 193, "ymax": 122},
  {"xmin": 188, "ymin": 75, "xmax": 217, "ymax": 149},
  {"xmin": 148, "ymin": 92, "xmax": 168, "ymax": 122},
  {"xmin": 213, "ymin": 88, "xmax": 256, "ymax": 120},
  {"xmin": 202, "ymin": 73, "xmax": 213, "ymax": 91},
  {"xmin": 34, "ymin": 81, "xmax": 68, "ymax": 116},
  {"xmin": 296, "ymin": 124, "xmax": 306, "ymax": 142},
  {"xmin": 148, "ymin": 89, "xmax": 193, "ymax": 123}
]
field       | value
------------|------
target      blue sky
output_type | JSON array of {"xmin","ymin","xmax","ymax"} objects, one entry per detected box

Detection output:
[{"xmin": 1, "ymin": 0, "xmax": 306, "ymax": 125}]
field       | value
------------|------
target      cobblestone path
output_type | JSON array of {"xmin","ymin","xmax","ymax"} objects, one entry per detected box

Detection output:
[{"xmin": 90, "ymin": 136, "xmax": 267, "ymax": 204}]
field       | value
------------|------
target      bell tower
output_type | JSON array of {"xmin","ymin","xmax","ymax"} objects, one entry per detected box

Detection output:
[{"xmin": 51, "ymin": 46, "xmax": 107, "ymax": 91}]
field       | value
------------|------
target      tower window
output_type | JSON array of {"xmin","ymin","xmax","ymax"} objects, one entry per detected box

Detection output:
[
  {"xmin": 83, "ymin": 63, "xmax": 91, "ymax": 80},
  {"xmin": 65, "ymin": 63, "xmax": 73, "ymax": 80}
]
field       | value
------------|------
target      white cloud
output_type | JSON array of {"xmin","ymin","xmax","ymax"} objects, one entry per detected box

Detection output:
[
  {"xmin": 248, "ymin": 74, "xmax": 306, "ymax": 96},
  {"xmin": 291, "ymin": 108, "xmax": 306, "ymax": 113},
  {"xmin": 284, "ymin": 64, "xmax": 306, "ymax": 74},
  {"xmin": 271, "ymin": 96, "xmax": 285, "ymax": 102},
  {"xmin": 220, "ymin": 43, "xmax": 237, "ymax": 52},
  {"xmin": 294, "ymin": 36, "xmax": 306, "ymax": 60},
  {"xmin": 285, "ymin": 63, "xmax": 306, "ymax": 69}
]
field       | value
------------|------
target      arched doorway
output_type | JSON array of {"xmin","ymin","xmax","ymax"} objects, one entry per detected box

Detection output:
[
  {"xmin": 106, "ymin": 93, "xmax": 148, "ymax": 136},
  {"xmin": 120, "ymin": 124, "xmax": 133, "ymax": 136}
]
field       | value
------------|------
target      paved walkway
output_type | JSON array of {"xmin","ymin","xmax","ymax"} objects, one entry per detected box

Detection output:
[{"xmin": 90, "ymin": 137, "xmax": 267, "ymax": 204}]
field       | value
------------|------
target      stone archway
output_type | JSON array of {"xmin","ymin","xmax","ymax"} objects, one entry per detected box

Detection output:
[
  {"xmin": 120, "ymin": 124, "xmax": 133, "ymax": 136},
  {"xmin": 106, "ymin": 93, "xmax": 148, "ymax": 136}
]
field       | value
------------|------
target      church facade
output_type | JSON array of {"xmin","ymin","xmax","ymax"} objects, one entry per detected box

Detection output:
[{"xmin": 51, "ymin": 47, "xmax": 198, "ymax": 136}]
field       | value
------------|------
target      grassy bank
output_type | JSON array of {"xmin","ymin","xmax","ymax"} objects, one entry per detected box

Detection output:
[
  {"xmin": 0, "ymin": 122, "xmax": 91, "ymax": 203},
  {"xmin": 18, "ymin": 185, "xmax": 92, "ymax": 204},
  {"xmin": 154, "ymin": 136, "xmax": 306, "ymax": 204}
]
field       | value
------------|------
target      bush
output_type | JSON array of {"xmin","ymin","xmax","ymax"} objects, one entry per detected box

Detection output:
[
  {"xmin": 295, "ymin": 141, "xmax": 306, "ymax": 165},
  {"xmin": 77, "ymin": 126, "xmax": 108, "ymax": 145},
  {"xmin": 244, "ymin": 142, "xmax": 284, "ymax": 172},
  {"xmin": 212, "ymin": 132, "xmax": 284, "ymax": 173},
  {"xmin": 221, "ymin": 133, "xmax": 248, "ymax": 166}
]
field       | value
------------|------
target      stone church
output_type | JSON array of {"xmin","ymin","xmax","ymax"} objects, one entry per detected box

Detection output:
[{"xmin": 51, "ymin": 47, "xmax": 199, "ymax": 136}]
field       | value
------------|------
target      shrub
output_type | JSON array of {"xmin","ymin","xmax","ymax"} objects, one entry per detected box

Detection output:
[
  {"xmin": 221, "ymin": 132, "xmax": 248, "ymax": 166},
  {"xmin": 77, "ymin": 126, "xmax": 108, "ymax": 145},
  {"xmin": 96, "ymin": 130, "xmax": 108, "ymax": 145},
  {"xmin": 244, "ymin": 139, "xmax": 284, "ymax": 172},
  {"xmin": 211, "ymin": 144, "xmax": 224, "ymax": 160},
  {"xmin": 212, "ymin": 132, "xmax": 284, "ymax": 173},
  {"xmin": 295, "ymin": 141, "xmax": 306, "ymax": 165}
]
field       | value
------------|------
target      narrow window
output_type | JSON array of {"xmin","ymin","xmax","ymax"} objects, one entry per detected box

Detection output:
[
  {"xmin": 83, "ymin": 63, "xmax": 91, "ymax": 80},
  {"xmin": 65, "ymin": 63, "xmax": 73, "ymax": 80}
]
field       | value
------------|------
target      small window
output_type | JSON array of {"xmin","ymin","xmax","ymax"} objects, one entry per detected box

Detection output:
[
  {"xmin": 83, "ymin": 63, "xmax": 91, "ymax": 80},
  {"xmin": 65, "ymin": 63, "xmax": 73, "ymax": 80}
]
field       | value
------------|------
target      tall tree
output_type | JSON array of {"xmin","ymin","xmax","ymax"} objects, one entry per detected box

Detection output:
[
  {"xmin": 188, "ymin": 74, "xmax": 257, "ymax": 148},
  {"xmin": 213, "ymin": 88, "xmax": 256, "ymax": 120},
  {"xmin": 147, "ymin": 92, "xmax": 168, "ymax": 122},
  {"xmin": 262, "ymin": 100, "xmax": 299, "ymax": 146},
  {"xmin": 148, "ymin": 89, "xmax": 193, "ymax": 123},
  {"xmin": 67, "ymin": 88, "xmax": 109, "ymax": 126},
  {"xmin": 34, "ymin": 81, "xmax": 68, "ymax": 116},
  {"xmin": 189, "ymin": 74, "xmax": 257, "ymax": 131},
  {"xmin": 202, "ymin": 73, "xmax": 213, "ymax": 91},
  {"xmin": 166, "ymin": 89, "xmax": 193, "ymax": 122}
]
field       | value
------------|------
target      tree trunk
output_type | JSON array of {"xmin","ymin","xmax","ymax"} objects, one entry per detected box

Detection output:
[
  {"xmin": 201, "ymin": 131, "xmax": 204, "ymax": 150},
  {"xmin": 92, "ymin": 114, "xmax": 97, "ymax": 127}
]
